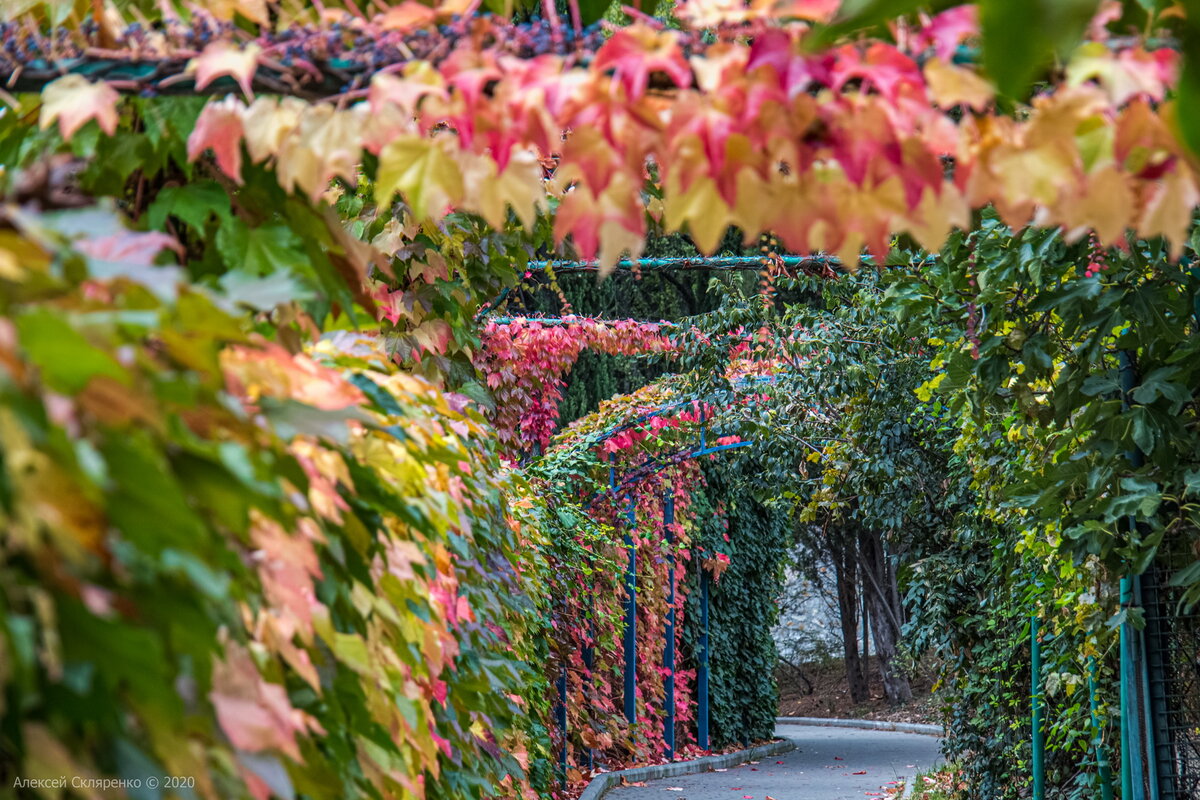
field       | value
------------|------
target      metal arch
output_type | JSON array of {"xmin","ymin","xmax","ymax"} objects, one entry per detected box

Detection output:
[{"xmin": 587, "ymin": 440, "xmax": 753, "ymax": 509}]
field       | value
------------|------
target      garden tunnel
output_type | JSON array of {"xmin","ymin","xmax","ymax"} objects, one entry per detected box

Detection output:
[{"xmin": 479, "ymin": 257, "xmax": 814, "ymax": 783}]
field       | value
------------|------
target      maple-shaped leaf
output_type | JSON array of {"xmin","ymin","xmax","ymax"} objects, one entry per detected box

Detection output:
[
  {"xmin": 592, "ymin": 26, "xmax": 693, "ymax": 100},
  {"xmin": 210, "ymin": 640, "xmax": 314, "ymax": 762},
  {"xmin": 242, "ymin": 96, "xmax": 305, "ymax": 164},
  {"xmin": 554, "ymin": 174, "xmax": 646, "ymax": 274},
  {"xmin": 369, "ymin": 66, "xmax": 448, "ymax": 117},
  {"xmin": 904, "ymin": 184, "xmax": 969, "ymax": 254},
  {"xmin": 1138, "ymin": 167, "xmax": 1198, "ymax": 259},
  {"xmin": 274, "ymin": 106, "xmax": 363, "ymax": 203},
  {"xmin": 662, "ymin": 173, "xmax": 731, "ymax": 255},
  {"xmin": 188, "ymin": 97, "xmax": 246, "ymax": 181},
  {"xmin": 411, "ymin": 320, "xmax": 454, "ymax": 356},
  {"xmin": 459, "ymin": 148, "xmax": 545, "ymax": 231},
  {"xmin": 189, "ymin": 42, "xmax": 262, "ymax": 99},
  {"xmin": 1067, "ymin": 43, "xmax": 1178, "ymax": 106},
  {"xmin": 375, "ymin": 134, "xmax": 464, "ymax": 220},
  {"xmin": 39, "ymin": 75, "xmax": 120, "ymax": 140},
  {"xmin": 1062, "ymin": 164, "xmax": 1134, "ymax": 245},
  {"xmin": 924, "ymin": 58, "xmax": 993, "ymax": 111}
]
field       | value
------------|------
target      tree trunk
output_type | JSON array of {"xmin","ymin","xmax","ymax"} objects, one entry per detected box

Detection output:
[
  {"xmin": 832, "ymin": 532, "xmax": 869, "ymax": 703},
  {"xmin": 858, "ymin": 528, "xmax": 913, "ymax": 705}
]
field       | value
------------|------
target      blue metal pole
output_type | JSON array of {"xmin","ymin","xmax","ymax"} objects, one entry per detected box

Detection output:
[
  {"xmin": 1090, "ymin": 657, "xmax": 1115, "ymax": 800},
  {"xmin": 586, "ymin": 574, "xmax": 595, "ymax": 771},
  {"xmin": 698, "ymin": 569, "xmax": 710, "ymax": 750},
  {"xmin": 623, "ymin": 496, "xmax": 638, "ymax": 724},
  {"xmin": 1137, "ymin": 574, "xmax": 1161, "ymax": 799},
  {"xmin": 1119, "ymin": 348, "xmax": 1149, "ymax": 800},
  {"xmin": 1122, "ymin": 575, "xmax": 1146, "ymax": 799},
  {"xmin": 1032, "ymin": 616, "xmax": 1045, "ymax": 800},
  {"xmin": 663, "ymin": 491, "xmax": 676, "ymax": 760}
]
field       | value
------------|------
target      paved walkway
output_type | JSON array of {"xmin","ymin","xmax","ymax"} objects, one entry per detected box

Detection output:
[{"xmin": 606, "ymin": 723, "xmax": 942, "ymax": 800}]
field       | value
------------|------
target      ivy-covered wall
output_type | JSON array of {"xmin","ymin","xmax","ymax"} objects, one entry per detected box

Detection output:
[
  {"xmin": 683, "ymin": 461, "xmax": 791, "ymax": 747},
  {"xmin": 519, "ymin": 232, "xmax": 792, "ymax": 749}
]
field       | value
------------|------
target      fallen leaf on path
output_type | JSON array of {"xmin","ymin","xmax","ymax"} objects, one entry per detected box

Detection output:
[{"xmin": 853, "ymin": 770, "xmax": 867, "ymax": 774}]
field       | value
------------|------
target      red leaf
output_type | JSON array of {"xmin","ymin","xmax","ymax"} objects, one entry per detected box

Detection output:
[{"xmin": 188, "ymin": 97, "xmax": 246, "ymax": 182}]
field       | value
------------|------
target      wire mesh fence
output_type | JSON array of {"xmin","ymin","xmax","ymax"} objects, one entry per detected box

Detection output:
[{"xmin": 1145, "ymin": 545, "xmax": 1200, "ymax": 800}]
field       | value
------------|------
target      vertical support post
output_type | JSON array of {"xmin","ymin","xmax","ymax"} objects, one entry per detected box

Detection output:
[
  {"xmin": 663, "ymin": 491, "xmax": 676, "ymax": 760},
  {"xmin": 1032, "ymin": 615, "xmax": 1045, "ymax": 800},
  {"xmin": 1119, "ymin": 348, "xmax": 1151, "ymax": 800},
  {"xmin": 1122, "ymin": 575, "xmax": 1147, "ymax": 800},
  {"xmin": 1136, "ymin": 575, "xmax": 1162, "ymax": 799},
  {"xmin": 623, "ymin": 496, "xmax": 637, "ymax": 724},
  {"xmin": 585, "ymin": 576, "xmax": 595, "ymax": 771},
  {"xmin": 1090, "ymin": 657, "xmax": 1115, "ymax": 800},
  {"xmin": 557, "ymin": 666, "xmax": 568, "ymax": 785},
  {"xmin": 698, "ymin": 569, "xmax": 710, "ymax": 750},
  {"xmin": 699, "ymin": 404, "xmax": 707, "ymax": 450}
]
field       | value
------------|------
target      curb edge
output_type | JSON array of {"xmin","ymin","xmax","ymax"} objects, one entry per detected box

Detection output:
[
  {"xmin": 577, "ymin": 738, "xmax": 797, "ymax": 800},
  {"xmin": 775, "ymin": 716, "xmax": 944, "ymax": 737}
]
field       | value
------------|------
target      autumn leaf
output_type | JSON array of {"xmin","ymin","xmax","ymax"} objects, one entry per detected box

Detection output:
[
  {"xmin": 375, "ymin": 134, "xmax": 464, "ymax": 219},
  {"xmin": 188, "ymin": 42, "xmax": 263, "ymax": 99},
  {"xmin": 924, "ymin": 58, "xmax": 994, "ymax": 111},
  {"xmin": 458, "ymin": 148, "xmax": 545, "ymax": 231},
  {"xmin": 210, "ymin": 640, "xmax": 315, "ymax": 762},
  {"xmin": 1138, "ymin": 166, "xmax": 1199, "ymax": 259},
  {"xmin": 188, "ymin": 97, "xmax": 246, "ymax": 181},
  {"xmin": 39, "ymin": 75, "xmax": 120, "ymax": 140},
  {"xmin": 592, "ymin": 26, "xmax": 693, "ymax": 100}
]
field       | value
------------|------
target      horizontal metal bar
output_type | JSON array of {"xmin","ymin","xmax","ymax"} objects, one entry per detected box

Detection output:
[{"xmin": 526, "ymin": 255, "xmax": 845, "ymax": 273}]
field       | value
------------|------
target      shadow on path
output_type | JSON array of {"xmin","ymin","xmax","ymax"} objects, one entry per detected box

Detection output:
[{"xmin": 605, "ymin": 723, "xmax": 942, "ymax": 800}]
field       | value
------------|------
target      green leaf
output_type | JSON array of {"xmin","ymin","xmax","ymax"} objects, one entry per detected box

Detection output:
[
  {"xmin": 146, "ymin": 182, "xmax": 230, "ymax": 233},
  {"xmin": 1169, "ymin": 559, "xmax": 1200, "ymax": 589},
  {"xmin": 215, "ymin": 219, "xmax": 305, "ymax": 278},
  {"xmin": 216, "ymin": 268, "xmax": 313, "ymax": 312},
  {"xmin": 15, "ymin": 309, "xmax": 128, "ymax": 394},
  {"xmin": 980, "ymin": 0, "xmax": 1099, "ymax": 98}
]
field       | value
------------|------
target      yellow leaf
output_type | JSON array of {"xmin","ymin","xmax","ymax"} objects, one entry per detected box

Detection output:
[
  {"xmin": 459, "ymin": 148, "xmax": 545, "ymax": 231},
  {"xmin": 1062, "ymin": 165, "xmax": 1134, "ymax": 245},
  {"xmin": 376, "ymin": 135, "xmax": 464, "ymax": 220},
  {"xmin": 663, "ymin": 174, "xmax": 730, "ymax": 254},
  {"xmin": 924, "ymin": 58, "xmax": 994, "ymax": 112},
  {"xmin": 1138, "ymin": 167, "xmax": 1199, "ymax": 259},
  {"xmin": 906, "ymin": 184, "xmax": 969, "ymax": 253},
  {"xmin": 39, "ymin": 75, "xmax": 120, "ymax": 140}
]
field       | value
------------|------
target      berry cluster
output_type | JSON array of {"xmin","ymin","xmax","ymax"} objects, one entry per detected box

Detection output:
[
  {"xmin": 1083, "ymin": 232, "xmax": 1109, "ymax": 278},
  {"xmin": 0, "ymin": 13, "xmax": 614, "ymax": 99}
]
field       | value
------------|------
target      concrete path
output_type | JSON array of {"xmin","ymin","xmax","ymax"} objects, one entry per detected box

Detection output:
[{"xmin": 605, "ymin": 723, "xmax": 942, "ymax": 800}]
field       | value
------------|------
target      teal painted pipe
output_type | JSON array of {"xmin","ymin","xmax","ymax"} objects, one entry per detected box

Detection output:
[
  {"xmin": 1089, "ymin": 657, "xmax": 1115, "ymax": 800},
  {"xmin": 1121, "ymin": 575, "xmax": 1147, "ymax": 799},
  {"xmin": 663, "ymin": 492, "xmax": 676, "ymax": 760},
  {"xmin": 1032, "ymin": 616, "xmax": 1045, "ymax": 800}
]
